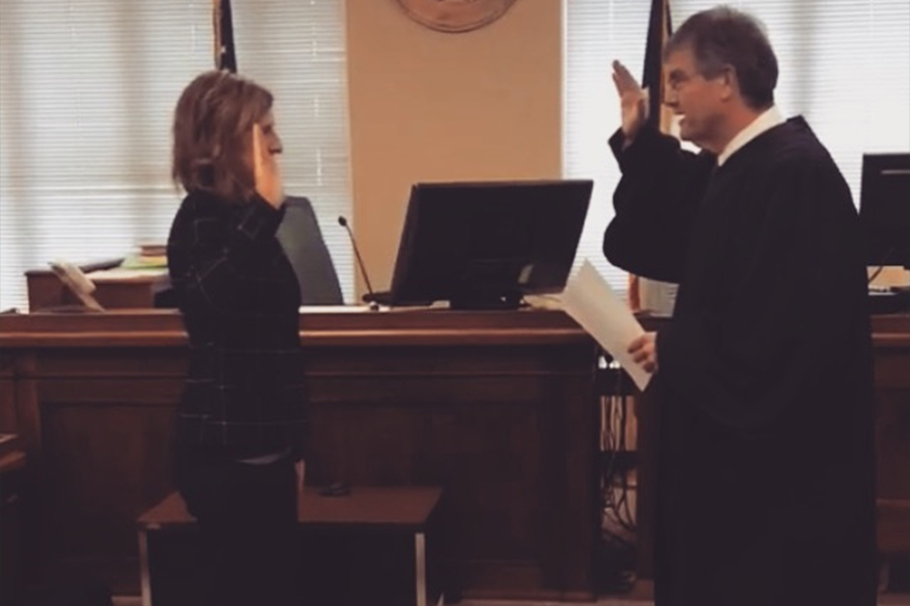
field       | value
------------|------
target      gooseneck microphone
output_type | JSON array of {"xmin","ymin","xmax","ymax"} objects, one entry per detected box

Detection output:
[{"xmin": 337, "ymin": 215, "xmax": 378, "ymax": 307}]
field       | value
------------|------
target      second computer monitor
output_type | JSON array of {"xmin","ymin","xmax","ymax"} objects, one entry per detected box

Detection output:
[{"xmin": 859, "ymin": 153, "xmax": 910, "ymax": 268}]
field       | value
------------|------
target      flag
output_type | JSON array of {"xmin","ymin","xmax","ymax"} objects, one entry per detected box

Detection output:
[
  {"xmin": 630, "ymin": 0, "xmax": 674, "ymax": 309},
  {"xmin": 642, "ymin": 0, "xmax": 672, "ymax": 132},
  {"xmin": 213, "ymin": 0, "xmax": 237, "ymax": 72}
]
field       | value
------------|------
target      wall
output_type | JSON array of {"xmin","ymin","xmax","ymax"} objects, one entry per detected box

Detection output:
[{"xmin": 345, "ymin": 0, "xmax": 562, "ymax": 296}]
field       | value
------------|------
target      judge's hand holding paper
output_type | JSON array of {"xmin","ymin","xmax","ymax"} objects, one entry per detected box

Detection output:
[{"xmin": 561, "ymin": 260, "xmax": 654, "ymax": 391}]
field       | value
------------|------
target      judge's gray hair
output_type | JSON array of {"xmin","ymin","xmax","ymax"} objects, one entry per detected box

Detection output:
[{"xmin": 665, "ymin": 6, "xmax": 778, "ymax": 111}]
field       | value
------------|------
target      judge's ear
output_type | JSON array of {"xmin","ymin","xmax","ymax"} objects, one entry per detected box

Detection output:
[{"xmin": 717, "ymin": 65, "xmax": 738, "ymax": 102}]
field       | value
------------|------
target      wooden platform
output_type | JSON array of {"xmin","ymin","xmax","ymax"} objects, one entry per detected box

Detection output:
[{"xmin": 138, "ymin": 486, "xmax": 443, "ymax": 606}]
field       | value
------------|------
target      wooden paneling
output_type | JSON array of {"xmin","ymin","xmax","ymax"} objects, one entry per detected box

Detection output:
[
  {"xmin": 4, "ymin": 309, "xmax": 907, "ymax": 596},
  {"xmin": 1, "ymin": 354, "xmax": 17, "ymax": 433},
  {"xmin": 40, "ymin": 400, "xmax": 176, "ymax": 555},
  {"xmin": 0, "ymin": 309, "xmax": 599, "ymax": 600},
  {"xmin": 872, "ymin": 314, "xmax": 910, "ymax": 555},
  {"xmin": 1, "ymin": 451, "xmax": 26, "ymax": 604}
]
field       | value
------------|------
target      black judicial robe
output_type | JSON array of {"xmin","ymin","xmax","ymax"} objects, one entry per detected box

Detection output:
[{"xmin": 604, "ymin": 117, "xmax": 877, "ymax": 606}]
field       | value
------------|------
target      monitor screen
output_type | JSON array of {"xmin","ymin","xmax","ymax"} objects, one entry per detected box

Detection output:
[
  {"xmin": 384, "ymin": 179, "xmax": 593, "ymax": 309},
  {"xmin": 859, "ymin": 153, "xmax": 910, "ymax": 268}
]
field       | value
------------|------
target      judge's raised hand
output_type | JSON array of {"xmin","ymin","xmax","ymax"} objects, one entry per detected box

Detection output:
[
  {"xmin": 628, "ymin": 331, "xmax": 658, "ymax": 374},
  {"xmin": 252, "ymin": 121, "xmax": 284, "ymax": 208},
  {"xmin": 612, "ymin": 60, "xmax": 649, "ymax": 143}
]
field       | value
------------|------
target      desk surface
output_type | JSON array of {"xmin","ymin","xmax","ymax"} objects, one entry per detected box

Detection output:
[
  {"xmin": 0, "ymin": 307, "xmax": 591, "ymax": 348},
  {"xmin": 140, "ymin": 486, "xmax": 442, "ymax": 531}
]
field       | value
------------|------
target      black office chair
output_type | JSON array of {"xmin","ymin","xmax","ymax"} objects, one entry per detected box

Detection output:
[{"xmin": 277, "ymin": 196, "xmax": 344, "ymax": 305}]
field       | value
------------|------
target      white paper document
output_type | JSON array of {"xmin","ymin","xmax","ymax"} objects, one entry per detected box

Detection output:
[
  {"xmin": 299, "ymin": 305, "xmax": 382, "ymax": 314},
  {"xmin": 561, "ymin": 260, "xmax": 652, "ymax": 391}
]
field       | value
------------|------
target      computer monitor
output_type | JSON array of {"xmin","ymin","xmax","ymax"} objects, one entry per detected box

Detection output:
[
  {"xmin": 378, "ymin": 179, "xmax": 593, "ymax": 309},
  {"xmin": 859, "ymin": 153, "xmax": 910, "ymax": 268}
]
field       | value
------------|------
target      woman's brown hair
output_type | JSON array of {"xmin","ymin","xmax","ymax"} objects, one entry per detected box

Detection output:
[{"xmin": 171, "ymin": 70, "xmax": 273, "ymax": 203}]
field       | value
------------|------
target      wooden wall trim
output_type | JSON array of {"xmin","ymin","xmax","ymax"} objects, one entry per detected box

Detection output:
[
  {"xmin": 0, "ymin": 309, "xmax": 591, "ymax": 349},
  {"xmin": 872, "ymin": 333, "xmax": 910, "ymax": 348}
]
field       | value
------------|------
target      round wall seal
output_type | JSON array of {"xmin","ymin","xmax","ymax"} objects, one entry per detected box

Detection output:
[{"xmin": 394, "ymin": 0, "xmax": 518, "ymax": 33}]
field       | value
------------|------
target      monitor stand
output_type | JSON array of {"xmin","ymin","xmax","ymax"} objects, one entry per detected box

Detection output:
[
  {"xmin": 449, "ymin": 290, "xmax": 523, "ymax": 311},
  {"xmin": 364, "ymin": 290, "xmax": 525, "ymax": 310}
]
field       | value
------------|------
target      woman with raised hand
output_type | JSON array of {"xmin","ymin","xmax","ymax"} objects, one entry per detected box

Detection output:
[{"xmin": 168, "ymin": 70, "xmax": 306, "ymax": 606}]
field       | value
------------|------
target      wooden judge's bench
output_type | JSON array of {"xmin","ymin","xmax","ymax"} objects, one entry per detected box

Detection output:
[
  {"xmin": 0, "ymin": 306, "xmax": 602, "ymax": 600},
  {"xmin": 0, "ymin": 287, "xmax": 906, "ymax": 599}
]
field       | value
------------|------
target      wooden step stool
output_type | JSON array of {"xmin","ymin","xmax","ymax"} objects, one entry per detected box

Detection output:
[{"xmin": 137, "ymin": 486, "xmax": 443, "ymax": 606}]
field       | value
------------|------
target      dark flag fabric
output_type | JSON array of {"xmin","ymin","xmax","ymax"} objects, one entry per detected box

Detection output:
[
  {"xmin": 628, "ymin": 0, "xmax": 673, "ymax": 307},
  {"xmin": 642, "ymin": 0, "xmax": 672, "ymax": 130},
  {"xmin": 213, "ymin": 0, "xmax": 237, "ymax": 72}
]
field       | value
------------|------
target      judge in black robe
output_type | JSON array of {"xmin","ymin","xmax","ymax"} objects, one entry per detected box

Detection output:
[{"xmin": 603, "ymin": 7, "xmax": 876, "ymax": 606}]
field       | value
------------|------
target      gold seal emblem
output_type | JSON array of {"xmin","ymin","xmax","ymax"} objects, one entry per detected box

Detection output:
[{"xmin": 394, "ymin": 0, "xmax": 518, "ymax": 33}]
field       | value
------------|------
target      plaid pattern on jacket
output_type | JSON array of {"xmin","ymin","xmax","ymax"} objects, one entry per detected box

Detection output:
[{"xmin": 167, "ymin": 190, "xmax": 308, "ymax": 460}]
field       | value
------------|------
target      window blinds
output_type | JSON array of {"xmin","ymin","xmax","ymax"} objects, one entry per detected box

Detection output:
[
  {"xmin": 0, "ymin": 0, "xmax": 353, "ymax": 310},
  {"xmin": 230, "ymin": 0, "xmax": 353, "ymax": 304},
  {"xmin": 564, "ymin": 0, "xmax": 909, "ymax": 293},
  {"xmin": 671, "ymin": 0, "xmax": 910, "ymax": 202},
  {"xmin": 563, "ymin": 1, "xmax": 653, "ymax": 295}
]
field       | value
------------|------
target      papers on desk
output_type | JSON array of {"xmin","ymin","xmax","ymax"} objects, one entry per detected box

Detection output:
[
  {"xmin": 88, "ymin": 267, "xmax": 169, "ymax": 282},
  {"xmin": 299, "ymin": 301, "xmax": 451, "ymax": 314},
  {"xmin": 561, "ymin": 260, "xmax": 652, "ymax": 391},
  {"xmin": 49, "ymin": 260, "xmax": 104, "ymax": 311}
]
